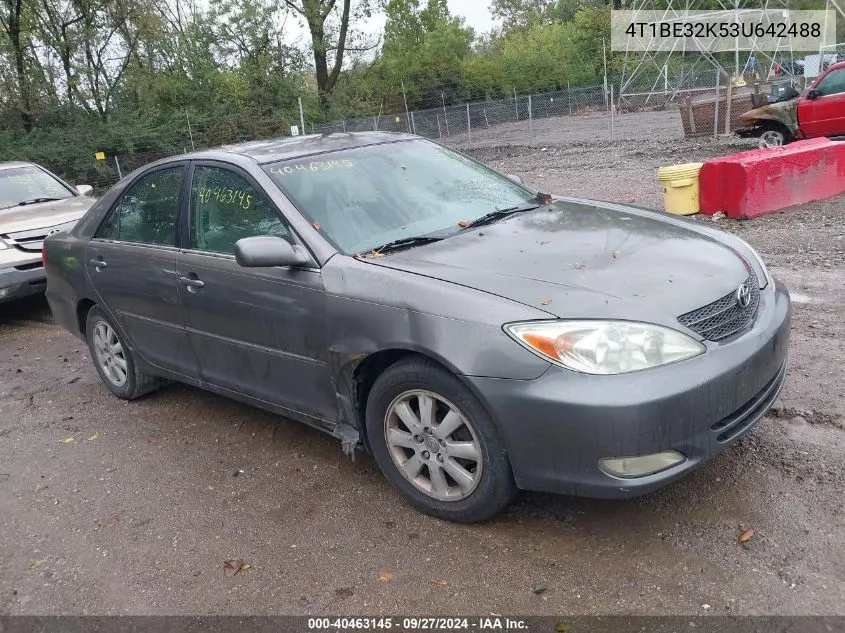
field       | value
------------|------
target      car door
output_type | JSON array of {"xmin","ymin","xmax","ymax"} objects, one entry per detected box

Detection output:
[
  {"xmin": 85, "ymin": 163, "xmax": 198, "ymax": 379},
  {"xmin": 798, "ymin": 66, "xmax": 845, "ymax": 137},
  {"xmin": 177, "ymin": 161, "xmax": 336, "ymax": 424}
]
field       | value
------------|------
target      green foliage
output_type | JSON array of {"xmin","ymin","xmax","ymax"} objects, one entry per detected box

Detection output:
[{"xmin": 0, "ymin": 0, "xmax": 625, "ymax": 184}]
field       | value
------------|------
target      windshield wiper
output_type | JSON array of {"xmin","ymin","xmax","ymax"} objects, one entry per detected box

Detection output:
[
  {"xmin": 360, "ymin": 235, "xmax": 443, "ymax": 257},
  {"xmin": 17, "ymin": 197, "xmax": 64, "ymax": 207},
  {"xmin": 464, "ymin": 201, "xmax": 541, "ymax": 229},
  {"xmin": 463, "ymin": 191, "xmax": 553, "ymax": 230}
]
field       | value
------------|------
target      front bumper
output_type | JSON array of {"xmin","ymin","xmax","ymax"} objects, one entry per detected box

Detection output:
[
  {"xmin": 467, "ymin": 280, "xmax": 791, "ymax": 498},
  {"xmin": 0, "ymin": 265, "xmax": 47, "ymax": 303}
]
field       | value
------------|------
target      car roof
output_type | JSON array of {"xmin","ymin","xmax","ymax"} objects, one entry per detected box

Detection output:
[
  {"xmin": 182, "ymin": 131, "xmax": 418, "ymax": 165},
  {"xmin": 0, "ymin": 161, "xmax": 36, "ymax": 171}
]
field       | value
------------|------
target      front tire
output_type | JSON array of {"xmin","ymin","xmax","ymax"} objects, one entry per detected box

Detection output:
[
  {"xmin": 365, "ymin": 357, "xmax": 517, "ymax": 522},
  {"xmin": 758, "ymin": 124, "xmax": 793, "ymax": 148},
  {"xmin": 86, "ymin": 305, "xmax": 159, "ymax": 400}
]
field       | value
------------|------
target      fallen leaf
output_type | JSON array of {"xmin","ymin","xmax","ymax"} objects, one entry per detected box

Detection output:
[
  {"xmin": 378, "ymin": 570, "xmax": 393, "ymax": 582},
  {"xmin": 540, "ymin": 299, "xmax": 552, "ymax": 305},
  {"xmin": 60, "ymin": 436, "xmax": 75, "ymax": 444},
  {"xmin": 223, "ymin": 559, "xmax": 244, "ymax": 577},
  {"xmin": 238, "ymin": 562, "xmax": 252, "ymax": 572},
  {"xmin": 87, "ymin": 433, "xmax": 99, "ymax": 441},
  {"xmin": 95, "ymin": 513, "xmax": 122, "ymax": 528},
  {"xmin": 431, "ymin": 578, "xmax": 447, "ymax": 587},
  {"xmin": 312, "ymin": 221, "xmax": 321, "ymax": 230},
  {"xmin": 532, "ymin": 582, "xmax": 548, "ymax": 595},
  {"xmin": 739, "ymin": 528, "xmax": 755, "ymax": 543},
  {"xmin": 27, "ymin": 558, "xmax": 48, "ymax": 570},
  {"xmin": 555, "ymin": 622, "xmax": 572, "ymax": 633},
  {"xmin": 457, "ymin": 220, "xmax": 470, "ymax": 228}
]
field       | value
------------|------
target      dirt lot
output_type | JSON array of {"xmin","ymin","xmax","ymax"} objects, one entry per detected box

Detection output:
[
  {"xmin": 1, "ymin": 125, "xmax": 844, "ymax": 616},
  {"xmin": 448, "ymin": 109, "xmax": 684, "ymax": 148}
]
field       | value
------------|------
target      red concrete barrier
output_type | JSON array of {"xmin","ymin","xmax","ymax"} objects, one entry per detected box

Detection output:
[{"xmin": 699, "ymin": 138, "xmax": 845, "ymax": 219}]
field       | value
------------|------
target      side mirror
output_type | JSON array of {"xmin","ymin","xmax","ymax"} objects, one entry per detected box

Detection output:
[
  {"xmin": 807, "ymin": 88, "xmax": 821, "ymax": 100},
  {"xmin": 234, "ymin": 236, "xmax": 309, "ymax": 268},
  {"xmin": 76, "ymin": 184, "xmax": 94, "ymax": 197},
  {"xmin": 506, "ymin": 173, "xmax": 524, "ymax": 185}
]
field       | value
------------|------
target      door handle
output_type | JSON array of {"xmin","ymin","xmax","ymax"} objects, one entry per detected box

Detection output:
[
  {"xmin": 179, "ymin": 276, "xmax": 205, "ymax": 289},
  {"xmin": 89, "ymin": 258, "xmax": 107, "ymax": 269}
]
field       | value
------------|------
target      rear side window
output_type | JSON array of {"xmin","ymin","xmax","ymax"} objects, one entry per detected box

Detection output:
[
  {"xmin": 816, "ymin": 68, "xmax": 845, "ymax": 97},
  {"xmin": 97, "ymin": 167, "xmax": 184, "ymax": 246}
]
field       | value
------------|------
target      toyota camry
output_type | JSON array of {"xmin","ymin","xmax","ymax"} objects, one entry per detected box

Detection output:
[{"xmin": 43, "ymin": 132, "xmax": 790, "ymax": 522}]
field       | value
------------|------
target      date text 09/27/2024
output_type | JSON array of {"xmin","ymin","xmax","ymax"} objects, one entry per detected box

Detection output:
[{"xmin": 307, "ymin": 617, "xmax": 528, "ymax": 631}]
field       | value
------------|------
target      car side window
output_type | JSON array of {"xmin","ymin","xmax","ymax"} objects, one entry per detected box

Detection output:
[
  {"xmin": 816, "ymin": 68, "xmax": 845, "ymax": 97},
  {"xmin": 190, "ymin": 165, "xmax": 291, "ymax": 255},
  {"xmin": 97, "ymin": 167, "xmax": 183, "ymax": 246}
]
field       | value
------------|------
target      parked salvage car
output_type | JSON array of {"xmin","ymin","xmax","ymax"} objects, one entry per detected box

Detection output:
[
  {"xmin": 1, "ymin": 162, "xmax": 95, "ymax": 303},
  {"xmin": 44, "ymin": 133, "xmax": 790, "ymax": 522},
  {"xmin": 738, "ymin": 61, "xmax": 845, "ymax": 148}
]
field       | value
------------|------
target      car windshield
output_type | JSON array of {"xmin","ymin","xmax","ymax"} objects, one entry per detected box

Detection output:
[
  {"xmin": 263, "ymin": 139, "xmax": 537, "ymax": 254},
  {"xmin": 0, "ymin": 165, "xmax": 74, "ymax": 210}
]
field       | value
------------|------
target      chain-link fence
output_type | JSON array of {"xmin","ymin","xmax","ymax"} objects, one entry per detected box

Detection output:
[{"xmin": 40, "ymin": 73, "xmax": 786, "ymax": 196}]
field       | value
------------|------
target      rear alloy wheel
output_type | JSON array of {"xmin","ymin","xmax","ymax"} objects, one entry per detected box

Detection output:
[
  {"xmin": 366, "ymin": 357, "xmax": 517, "ymax": 522},
  {"xmin": 85, "ymin": 306, "xmax": 159, "ymax": 400}
]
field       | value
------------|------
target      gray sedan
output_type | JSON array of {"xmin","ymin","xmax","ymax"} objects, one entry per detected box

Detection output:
[{"xmin": 44, "ymin": 133, "xmax": 790, "ymax": 522}]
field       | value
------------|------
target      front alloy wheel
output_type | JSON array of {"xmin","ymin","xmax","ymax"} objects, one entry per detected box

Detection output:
[
  {"xmin": 758, "ymin": 129, "xmax": 785, "ymax": 148},
  {"xmin": 366, "ymin": 356, "xmax": 517, "ymax": 522},
  {"xmin": 384, "ymin": 389, "xmax": 482, "ymax": 501}
]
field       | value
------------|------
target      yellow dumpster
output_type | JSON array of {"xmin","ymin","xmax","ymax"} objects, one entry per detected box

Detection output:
[{"xmin": 657, "ymin": 163, "xmax": 703, "ymax": 215}]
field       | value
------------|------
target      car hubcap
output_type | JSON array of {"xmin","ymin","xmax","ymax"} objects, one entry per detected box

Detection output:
[
  {"xmin": 384, "ymin": 389, "xmax": 482, "ymax": 502},
  {"xmin": 93, "ymin": 321, "xmax": 128, "ymax": 387},
  {"xmin": 759, "ymin": 131, "xmax": 784, "ymax": 148}
]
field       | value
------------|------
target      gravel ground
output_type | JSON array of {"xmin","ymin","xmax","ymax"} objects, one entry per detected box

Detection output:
[{"xmin": 1, "ymin": 129, "xmax": 844, "ymax": 616}]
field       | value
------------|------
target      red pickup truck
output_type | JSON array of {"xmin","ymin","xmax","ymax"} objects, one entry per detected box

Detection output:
[{"xmin": 737, "ymin": 61, "xmax": 845, "ymax": 148}]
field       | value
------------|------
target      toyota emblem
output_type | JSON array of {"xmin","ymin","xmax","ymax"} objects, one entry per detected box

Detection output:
[{"xmin": 735, "ymin": 284, "xmax": 752, "ymax": 308}]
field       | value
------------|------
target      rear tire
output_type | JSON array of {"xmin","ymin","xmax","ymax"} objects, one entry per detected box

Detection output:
[
  {"xmin": 365, "ymin": 356, "xmax": 517, "ymax": 523},
  {"xmin": 85, "ymin": 305, "xmax": 159, "ymax": 400}
]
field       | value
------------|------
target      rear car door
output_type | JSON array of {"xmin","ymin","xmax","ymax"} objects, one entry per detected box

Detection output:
[
  {"xmin": 85, "ymin": 163, "xmax": 198, "ymax": 378},
  {"xmin": 798, "ymin": 67, "xmax": 845, "ymax": 137},
  {"xmin": 177, "ymin": 161, "xmax": 336, "ymax": 423}
]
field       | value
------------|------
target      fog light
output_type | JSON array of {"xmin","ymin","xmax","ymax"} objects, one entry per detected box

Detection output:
[{"xmin": 598, "ymin": 450, "xmax": 685, "ymax": 478}]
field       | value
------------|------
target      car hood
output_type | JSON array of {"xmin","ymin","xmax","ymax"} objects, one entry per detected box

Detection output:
[
  {"xmin": 739, "ymin": 97, "xmax": 798, "ymax": 128},
  {"xmin": 363, "ymin": 199, "xmax": 752, "ymax": 328},
  {"xmin": 0, "ymin": 196, "xmax": 95, "ymax": 234}
]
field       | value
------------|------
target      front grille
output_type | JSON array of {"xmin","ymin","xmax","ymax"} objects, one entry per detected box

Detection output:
[
  {"xmin": 678, "ymin": 273, "xmax": 760, "ymax": 341},
  {"xmin": 2, "ymin": 227, "xmax": 48, "ymax": 253}
]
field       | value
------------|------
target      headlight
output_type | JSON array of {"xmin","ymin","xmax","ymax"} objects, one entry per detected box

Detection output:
[
  {"xmin": 505, "ymin": 320, "xmax": 705, "ymax": 375},
  {"xmin": 743, "ymin": 242, "xmax": 773, "ymax": 289}
]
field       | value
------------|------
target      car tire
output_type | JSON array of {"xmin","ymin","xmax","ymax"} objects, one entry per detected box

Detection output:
[
  {"xmin": 758, "ymin": 124, "xmax": 793, "ymax": 148},
  {"xmin": 365, "ymin": 356, "xmax": 517, "ymax": 523},
  {"xmin": 85, "ymin": 305, "xmax": 159, "ymax": 400}
]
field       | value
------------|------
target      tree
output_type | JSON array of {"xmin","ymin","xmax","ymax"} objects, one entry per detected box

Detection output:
[
  {"xmin": 0, "ymin": 0, "xmax": 35, "ymax": 130},
  {"xmin": 282, "ymin": 0, "xmax": 374, "ymax": 104},
  {"xmin": 376, "ymin": 0, "xmax": 474, "ymax": 105}
]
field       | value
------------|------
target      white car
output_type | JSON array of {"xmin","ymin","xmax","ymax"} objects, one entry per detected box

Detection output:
[{"xmin": 0, "ymin": 161, "xmax": 96, "ymax": 302}]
